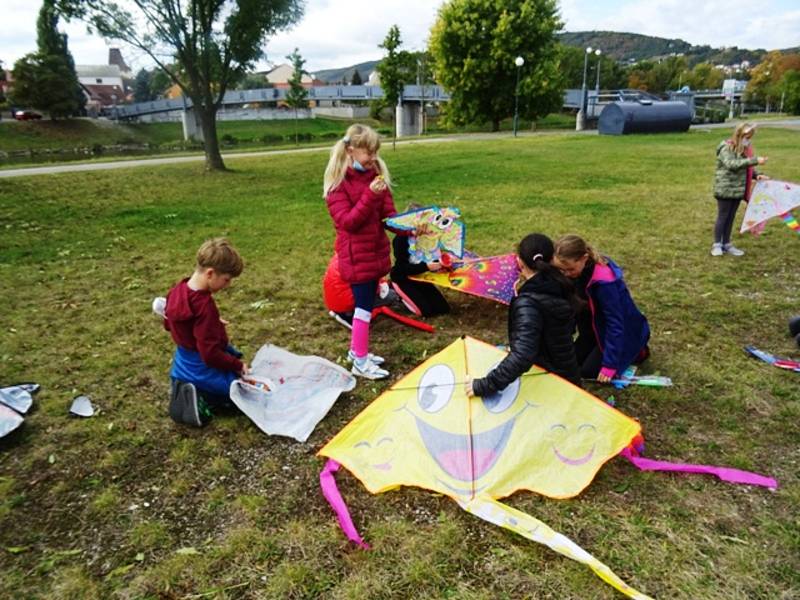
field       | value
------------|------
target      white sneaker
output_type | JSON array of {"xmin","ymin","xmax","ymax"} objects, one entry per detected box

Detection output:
[
  {"xmin": 723, "ymin": 243, "xmax": 745, "ymax": 256},
  {"xmin": 351, "ymin": 358, "xmax": 390, "ymax": 380},
  {"xmin": 347, "ymin": 349, "xmax": 385, "ymax": 365},
  {"xmin": 710, "ymin": 243, "xmax": 723, "ymax": 257}
]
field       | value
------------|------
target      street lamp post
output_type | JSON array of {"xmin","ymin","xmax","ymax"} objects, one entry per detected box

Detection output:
[
  {"xmin": 513, "ymin": 56, "xmax": 524, "ymax": 137},
  {"xmin": 576, "ymin": 46, "xmax": 592, "ymax": 131},
  {"xmin": 594, "ymin": 49, "xmax": 602, "ymax": 95},
  {"xmin": 590, "ymin": 48, "xmax": 602, "ymax": 120}
]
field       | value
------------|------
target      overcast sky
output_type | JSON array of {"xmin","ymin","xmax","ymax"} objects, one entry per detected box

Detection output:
[{"xmin": 2, "ymin": 0, "xmax": 798, "ymax": 73}]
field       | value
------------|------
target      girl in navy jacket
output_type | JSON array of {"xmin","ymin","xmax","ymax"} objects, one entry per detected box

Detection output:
[{"xmin": 554, "ymin": 235, "xmax": 650, "ymax": 383}]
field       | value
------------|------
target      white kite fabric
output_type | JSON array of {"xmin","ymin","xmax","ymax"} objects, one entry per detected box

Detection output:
[
  {"xmin": 741, "ymin": 179, "xmax": 800, "ymax": 233},
  {"xmin": 229, "ymin": 344, "xmax": 356, "ymax": 442}
]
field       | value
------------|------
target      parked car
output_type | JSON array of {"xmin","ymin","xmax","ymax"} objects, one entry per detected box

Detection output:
[{"xmin": 14, "ymin": 110, "xmax": 43, "ymax": 121}]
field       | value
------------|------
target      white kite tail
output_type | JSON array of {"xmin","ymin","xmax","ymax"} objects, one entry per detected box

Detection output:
[{"xmin": 457, "ymin": 496, "xmax": 653, "ymax": 600}]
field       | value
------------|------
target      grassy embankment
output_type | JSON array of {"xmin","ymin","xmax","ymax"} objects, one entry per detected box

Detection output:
[
  {"xmin": 0, "ymin": 113, "xmax": 576, "ymax": 161},
  {"xmin": 0, "ymin": 128, "xmax": 798, "ymax": 599}
]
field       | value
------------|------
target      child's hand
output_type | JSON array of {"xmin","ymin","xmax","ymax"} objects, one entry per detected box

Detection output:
[
  {"xmin": 427, "ymin": 261, "xmax": 443, "ymax": 272},
  {"xmin": 757, "ymin": 156, "xmax": 768, "ymax": 165},
  {"xmin": 240, "ymin": 363, "xmax": 250, "ymax": 376},
  {"xmin": 464, "ymin": 376, "xmax": 475, "ymax": 398},
  {"xmin": 756, "ymin": 174, "xmax": 770, "ymax": 181},
  {"xmin": 370, "ymin": 176, "xmax": 387, "ymax": 193},
  {"xmin": 597, "ymin": 372, "xmax": 612, "ymax": 384},
  {"xmin": 220, "ymin": 317, "xmax": 230, "ymax": 326}
]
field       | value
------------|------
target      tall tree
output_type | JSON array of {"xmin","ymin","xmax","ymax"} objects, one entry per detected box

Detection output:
[
  {"xmin": 59, "ymin": 0, "xmax": 303, "ymax": 170},
  {"xmin": 780, "ymin": 69, "xmax": 800, "ymax": 115},
  {"xmin": 284, "ymin": 48, "xmax": 308, "ymax": 145},
  {"xmin": 10, "ymin": 0, "xmax": 83, "ymax": 119},
  {"xmin": 429, "ymin": 0, "xmax": 564, "ymax": 131},
  {"xmin": 377, "ymin": 25, "xmax": 415, "ymax": 143},
  {"xmin": 350, "ymin": 69, "xmax": 363, "ymax": 85},
  {"xmin": 133, "ymin": 68, "xmax": 154, "ymax": 102}
]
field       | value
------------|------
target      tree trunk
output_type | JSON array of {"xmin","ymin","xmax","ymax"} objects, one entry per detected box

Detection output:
[
  {"xmin": 492, "ymin": 119, "xmax": 500, "ymax": 132},
  {"xmin": 199, "ymin": 105, "xmax": 226, "ymax": 171}
]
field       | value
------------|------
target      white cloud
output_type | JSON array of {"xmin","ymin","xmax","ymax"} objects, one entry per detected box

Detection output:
[
  {"xmin": 262, "ymin": 0, "xmax": 444, "ymax": 71},
  {"xmin": 2, "ymin": 0, "xmax": 798, "ymax": 73}
]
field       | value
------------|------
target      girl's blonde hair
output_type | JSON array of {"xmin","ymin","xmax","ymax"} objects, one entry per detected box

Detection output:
[
  {"xmin": 323, "ymin": 124, "xmax": 392, "ymax": 196},
  {"xmin": 554, "ymin": 234, "xmax": 605, "ymax": 265},
  {"xmin": 730, "ymin": 122, "xmax": 756, "ymax": 155}
]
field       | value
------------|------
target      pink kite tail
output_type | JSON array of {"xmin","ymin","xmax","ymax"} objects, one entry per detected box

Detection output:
[
  {"xmin": 319, "ymin": 459, "xmax": 370, "ymax": 549},
  {"xmin": 620, "ymin": 447, "xmax": 778, "ymax": 490}
]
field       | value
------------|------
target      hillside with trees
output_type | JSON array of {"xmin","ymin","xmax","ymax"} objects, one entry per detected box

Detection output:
[
  {"xmin": 558, "ymin": 31, "xmax": 796, "ymax": 68},
  {"xmin": 313, "ymin": 60, "xmax": 380, "ymax": 85}
]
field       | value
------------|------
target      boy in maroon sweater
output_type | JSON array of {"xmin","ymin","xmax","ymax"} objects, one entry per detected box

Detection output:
[{"xmin": 161, "ymin": 238, "xmax": 248, "ymax": 426}]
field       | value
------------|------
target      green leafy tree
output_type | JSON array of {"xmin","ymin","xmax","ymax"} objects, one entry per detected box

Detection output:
[
  {"xmin": 746, "ymin": 51, "xmax": 781, "ymax": 106},
  {"xmin": 10, "ymin": 0, "xmax": 83, "ymax": 118},
  {"xmin": 236, "ymin": 73, "xmax": 269, "ymax": 90},
  {"xmin": 133, "ymin": 68, "xmax": 154, "ymax": 102},
  {"xmin": 377, "ymin": 25, "xmax": 416, "ymax": 141},
  {"xmin": 627, "ymin": 60, "xmax": 655, "ymax": 90},
  {"xmin": 780, "ymin": 70, "xmax": 800, "ymax": 115},
  {"xmin": 680, "ymin": 62, "xmax": 724, "ymax": 91},
  {"xmin": 59, "ymin": 0, "xmax": 303, "ymax": 170},
  {"xmin": 285, "ymin": 48, "xmax": 308, "ymax": 145},
  {"xmin": 350, "ymin": 69, "xmax": 363, "ymax": 85},
  {"xmin": 648, "ymin": 56, "xmax": 687, "ymax": 92},
  {"xmin": 429, "ymin": 0, "xmax": 564, "ymax": 131},
  {"xmin": 149, "ymin": 68, "xmax": 172, "ymax": 98}
]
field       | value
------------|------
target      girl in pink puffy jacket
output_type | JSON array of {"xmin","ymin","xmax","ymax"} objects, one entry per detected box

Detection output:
[{"xmin": 323, "ymin": 124, "xmax": 399, "ymax": 380}]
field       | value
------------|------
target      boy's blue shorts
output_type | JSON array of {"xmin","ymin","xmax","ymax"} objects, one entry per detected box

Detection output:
[{"xmin": 170, "ymin": 346, "xmax": 238, "ymax": 397}]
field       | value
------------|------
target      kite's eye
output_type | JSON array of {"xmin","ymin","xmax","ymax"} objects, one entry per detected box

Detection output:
[
  {"xmin": 438, "ymin": 217, "xmax": 452, "ymax": 229},
  {"xmin": 481, "ymin": 370, "xmax": 520, "ymax": 414},
  {"xmin": 417, "ymin": 364, "xmax": 455, "ymax": 413}
]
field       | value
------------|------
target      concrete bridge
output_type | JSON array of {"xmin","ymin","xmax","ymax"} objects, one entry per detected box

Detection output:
[
  {"xmin": 116, "ymin": 84, "xmax": 734, "ymax": 139},
  {"xmin": 115, "ymin": 84, "xmax": 451, "ymax": 139}
]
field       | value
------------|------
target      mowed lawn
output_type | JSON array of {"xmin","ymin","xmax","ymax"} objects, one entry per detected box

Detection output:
[{"xmin": 0, "ymin": 128, "xmax": 798, "ymax": 599}]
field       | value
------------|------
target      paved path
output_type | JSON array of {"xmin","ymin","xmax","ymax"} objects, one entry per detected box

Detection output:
[{"xmin": 2, "ymin": 120, "xmax": 798, "ymax": 178}]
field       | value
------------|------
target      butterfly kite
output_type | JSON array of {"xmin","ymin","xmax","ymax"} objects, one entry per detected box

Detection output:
[
  {"xmin": 411, "ymin": 253, "xmax": 520, "ymax": 304},
  {"xmin": 385, "ymin": 206, "xmax": 465, "ymax": 263},
  {"xmin": 741, "ymin": 179, "xmax": 800, "ymax": 236},
  {"xmin": 318, "ymin": 337, "xmax": 777, "ymax": 599}
]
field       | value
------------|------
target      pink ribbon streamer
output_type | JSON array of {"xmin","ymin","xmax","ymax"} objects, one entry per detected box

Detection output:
[
  {"xmin": 620, "ymin": 447, "xmax": 777, "ymax": 490},
  {"xmin": 319, "ymin": 459, "xmax": 370, "ymax": 549}
]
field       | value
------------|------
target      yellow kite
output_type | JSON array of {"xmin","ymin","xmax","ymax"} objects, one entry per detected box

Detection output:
[{"xmin": 319, "ymin": 336, "xmax": 650, "ymax": 598}]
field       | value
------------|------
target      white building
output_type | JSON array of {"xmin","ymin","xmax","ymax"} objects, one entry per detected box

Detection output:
[{"xmin": 76, "ymin": 64, "xmax": 125, "ymax": 89}]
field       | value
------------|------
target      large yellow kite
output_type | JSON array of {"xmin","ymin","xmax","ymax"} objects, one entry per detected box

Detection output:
[
  {"xmin": 319, "ymin": 336, "xmax": 648, "ymax": 598},
  {"xmin": 318, "ymin": 336, "xmax": 776, "ymax": 599}
]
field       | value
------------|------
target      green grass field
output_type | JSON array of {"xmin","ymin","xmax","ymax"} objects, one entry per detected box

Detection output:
[{"xmin": 0, "ymin": 128, "xmax": 798, "ymax": 599}]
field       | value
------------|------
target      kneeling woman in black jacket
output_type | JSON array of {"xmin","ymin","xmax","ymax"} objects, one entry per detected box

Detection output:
[{"xmin": 466, "ymin": 233, "xmax": 582, "ymax": 396}]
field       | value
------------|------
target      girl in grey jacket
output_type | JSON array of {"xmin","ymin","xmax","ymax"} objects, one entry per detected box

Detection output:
[{"xmin": 711, "ymin": 122, "xmax": 768, "ymax": 256}]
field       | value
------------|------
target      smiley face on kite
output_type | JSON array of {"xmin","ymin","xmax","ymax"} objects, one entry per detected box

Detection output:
[{"xmin": 322, "ymin": 337, "xmax": 640, "ymax": 500}]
